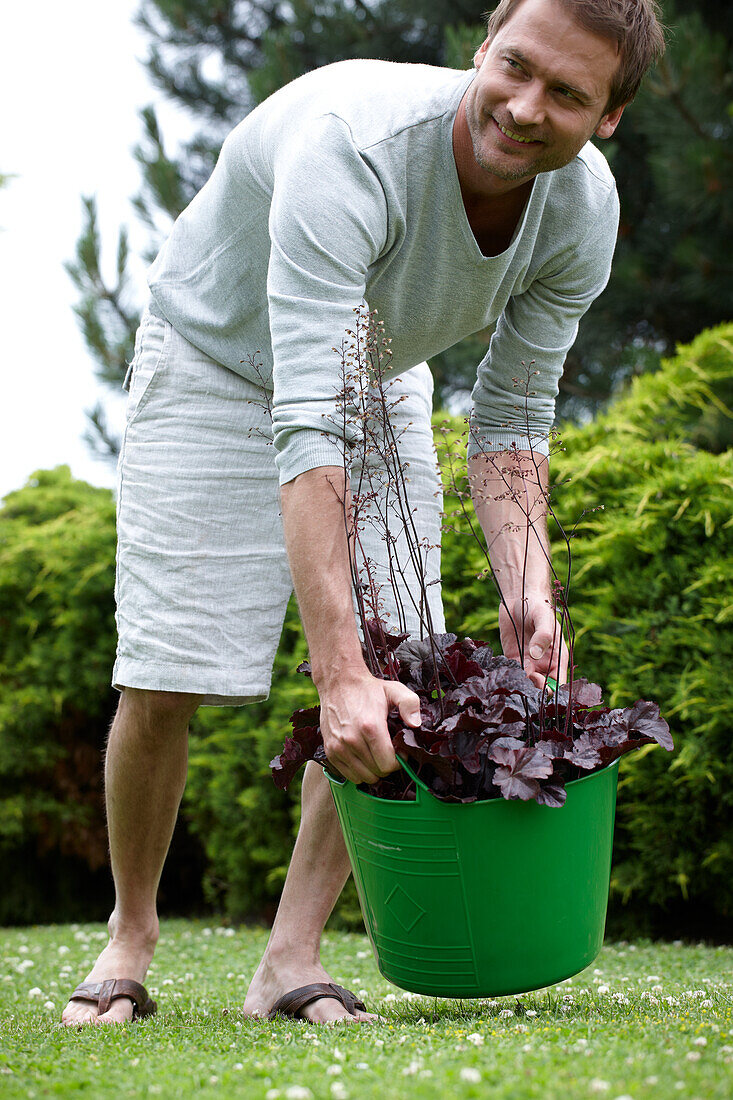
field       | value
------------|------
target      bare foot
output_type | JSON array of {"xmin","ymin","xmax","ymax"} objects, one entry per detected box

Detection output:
[
  {"xmin": 244, "ymin": 949, "xmax": 377, "ymax": 1025},
  {"xmin": 61, "ymin": 917, "xmax": 158, "ymax": 1026}
]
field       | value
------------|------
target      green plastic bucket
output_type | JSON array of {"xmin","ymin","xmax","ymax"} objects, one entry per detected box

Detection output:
[{"xmin": 327, "ymin": 757, "xmax": 619, "ymax": 998}]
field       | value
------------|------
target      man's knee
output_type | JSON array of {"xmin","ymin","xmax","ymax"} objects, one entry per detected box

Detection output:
[{"xmin": 117, "ymin": 686, "xmax": 203, "ymax": 728}]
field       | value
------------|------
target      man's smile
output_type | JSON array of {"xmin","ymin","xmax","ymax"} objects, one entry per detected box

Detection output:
[{"xmin": 492, "ymin": 116, "xmax": 543, "ymax": 145}]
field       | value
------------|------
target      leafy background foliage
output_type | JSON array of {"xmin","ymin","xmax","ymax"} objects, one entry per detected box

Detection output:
[{"xmin": 1, "ymin": 326, "xmax": 730, "ymax": 937}]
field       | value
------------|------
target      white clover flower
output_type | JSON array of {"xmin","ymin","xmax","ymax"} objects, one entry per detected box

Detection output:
[
  {"xmin": 162, "ymin": 979, "xmax": 174, "ymax": 986},
  {"xmin": 57, "ymin": 946, "xmax": 69, "ymax": 955},
  {"xmin": 515, "ymin": 1024, "xmax": 529, "ymax": 1033},
  {"xmin": 43, "ymin": 1001, "xmax": 55, "ymax": 1011},
  {"xmin": 326, "ymin": 1065, "xmax": 342, "ymax": 1076},
  {"xmin": 651, "ymin": 985, "xmax": 663, "ymax": 993},
  {"xmin": 355, "ymin": 1063, "xmax": 369, "ymax": 1071},
  {"xmin": 333, "ymin": 1048, "xmax": 345, "ymax": 1061},
  {"xmin": 460, "ymin": 1068, "xmax": 481, "ymax": 1083},
  {"xmin": 202, "ymin": 928, "xmax": 212, "ymax": 937},
  {"xmin": 28, "ymin": 988, "xmax": 42, "ymax": 998},
  {"xmin": 597, "ymin": 985, "xmax": 610, "ymax": 995},
  {"xmin": 209, "ymin": 1076, "xmax": 218, "ymax": 1085},
  {"xmin": 401, "ymin": 1061, "xmax": 420, "ymax": 1076},
  {"xmin": 644, "ymin": 1077, "xmax": 658, "ymax": 1086},
  {"xmin": 701, "ymin": 999, "xmax": 713, "ymax": 1007},
  {"xmin": 686, "ymin": 1051, "xmax": 702, "ymax": 1062},
  {"xmin": 382, "ymin": 993, "xmax": 397, "ymax": 1002},
  {"xmin": 693, "ymin": 1037, "xmax": 707, "ymax": 1046},
  {"xmin": 284, "ymin": 1088, "xmax": 313, "ymax": 1100},
  {"xmin": 664, "ymin": 996, "xmax": 679, "ymax": 1006},
  {"xmin": 265, "ymin": 1091, "xmax": 280, "ymax": 1100},
  {"xmin": 357, "ymin": 951, "xmax": 369, "ymax": 959},
  {"xmin": 484, "ymin": 999, "xmax": 500, "ymax": 1008},
  {"xmin": 330, "ymin": 1084, "xmax": 348, "ymax": 1100},
  {"xmin": 499, "ymin": 1008, "xmax": 514, "ymax": 1018},
  {"xmin": 401, "ymin": 991, "xmax": 418, "ymax": 1000},
  {"xmin": 589, "ymin": 1079, "xmax": 610, "ymax": 1092},
  {"xmin": 526, "ymin": 1009, "xmax": 537, "ymax": 1017},
  {"xmin": 522, "ymin": 1043, "xmax": 533, "ymax": 1053},
  {"xmin": 466, "ymin": 1033, "xmax": 484, "ymax": 1045},
  {"xmin": 645, "ymin": 975, "xmax": 662, "ymax": 982}
]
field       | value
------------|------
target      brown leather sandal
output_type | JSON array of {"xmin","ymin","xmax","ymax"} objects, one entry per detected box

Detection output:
[
  {"xmin": 67, "ymin": 978, "xmax": 157, "ymax": 1020},
  {"xmin": 267, "ymin": 982, "xmax": 368, "ymax": 1021}
]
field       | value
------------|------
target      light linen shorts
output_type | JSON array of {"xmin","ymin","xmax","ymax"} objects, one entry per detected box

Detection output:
[{"xmin": 113, "ymin": 304, "xmax": 445, "ymax": 706}]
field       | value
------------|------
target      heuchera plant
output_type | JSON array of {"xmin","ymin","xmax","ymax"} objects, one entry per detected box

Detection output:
[{"xmin": 270, "ymin": 309, "xmax": 673, "ymax": 805}]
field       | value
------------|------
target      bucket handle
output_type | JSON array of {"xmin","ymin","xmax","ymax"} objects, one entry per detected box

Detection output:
[{"xmin": 324, "ymin": 755, "xmax": 431, "ymax": 799}]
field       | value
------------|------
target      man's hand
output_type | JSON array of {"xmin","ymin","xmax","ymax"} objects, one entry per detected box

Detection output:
[
  {"xmin": 499, "ymin": 593, "xmax": 569, "ymax": 688},
  {"xmin": 318, "ymin": 670, "xmax": 421, "ymax": 785}
]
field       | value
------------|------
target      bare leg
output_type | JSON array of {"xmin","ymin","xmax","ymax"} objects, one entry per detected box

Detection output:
[
  {"xmin": 244, "ymin": 761, "xmax": 375, "ymax": 1023},
  {"xmin": 61, "ymin": 688, "xmax": 200, "ymax": 1025}
]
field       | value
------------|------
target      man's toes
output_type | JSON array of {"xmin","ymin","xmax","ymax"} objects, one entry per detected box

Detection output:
[
  {"xmin": 95, "ymin": 997, "xmax": 136, "ymax": 1025},
  {"xmin": 61, "ymin": 1002, "xmax": 98, "ymax": 1026}
]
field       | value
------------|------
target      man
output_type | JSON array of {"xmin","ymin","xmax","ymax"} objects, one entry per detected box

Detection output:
[{"xmin": 62, "ymin": 0, "xmax": 664, "ymax": 1026}]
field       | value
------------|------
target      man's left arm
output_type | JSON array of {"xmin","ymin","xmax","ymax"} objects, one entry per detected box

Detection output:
[{"xmin": 468, "ymin": 189, "xmax": 620, "ymax": 685}]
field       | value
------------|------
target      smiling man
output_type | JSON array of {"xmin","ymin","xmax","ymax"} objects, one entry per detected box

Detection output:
[{"xmin": 62, "ymin": 0, "xmax": 664, "ymax": 1028}]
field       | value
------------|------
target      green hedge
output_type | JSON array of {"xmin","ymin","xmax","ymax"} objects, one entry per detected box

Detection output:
[
  {"xmin": 1, "ymin": 324, "xmax": 731, "ymax": 936},
  {"xmin": 0, "ymin": 468, "xmax": 204, "ymax": 924}
]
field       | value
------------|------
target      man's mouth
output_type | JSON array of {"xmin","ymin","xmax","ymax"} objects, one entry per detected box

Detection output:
[{"xmin": 493, "ymin": 118, "xmax": 540, "ymax": 144}]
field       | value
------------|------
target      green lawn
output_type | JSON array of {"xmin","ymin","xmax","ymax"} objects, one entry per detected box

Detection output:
[{"xmin": 1, "ymin": 921, "xmax": 730, "ymax": 1099}]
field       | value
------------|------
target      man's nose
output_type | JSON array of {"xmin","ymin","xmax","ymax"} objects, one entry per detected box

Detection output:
[{"xmin": 507, "ymin": 82, "xmax": 546, "ymax": 128}]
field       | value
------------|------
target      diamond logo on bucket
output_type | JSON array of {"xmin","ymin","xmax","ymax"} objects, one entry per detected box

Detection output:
[{"xmin": 385, "ymin": 884, "xmax": 427, "ymax": 932}]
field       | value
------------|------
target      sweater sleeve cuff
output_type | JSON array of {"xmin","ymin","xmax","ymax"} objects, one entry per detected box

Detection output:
[
  {"xmin": 274, "ymin": 427, "xmax": 352, "ymax": 485},
  {"xmin": 466, "ymin": 425, "xmax": 551, "ymax": 461}
]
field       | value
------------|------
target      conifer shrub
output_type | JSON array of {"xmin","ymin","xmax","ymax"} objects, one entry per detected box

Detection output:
[
  {"xmin": 0, "ymin": 467, "xmax": 203, "ymax": 924},
  {"xmin": 0, "ymin": 468, "xmax": 118, "ymax": 922},
  {"xmin": 551, "ymin": 325, "xmax": 733, "ymax": 939}
]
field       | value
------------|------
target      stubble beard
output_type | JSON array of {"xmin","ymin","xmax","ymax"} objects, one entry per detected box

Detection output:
[{"xmin": 468, "ymin": 102, "xmax": 580, "ymax": 182}]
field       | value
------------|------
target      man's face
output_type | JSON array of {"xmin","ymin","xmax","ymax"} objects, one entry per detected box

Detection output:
[{"xmin": 465, "ymin": 0, "xmax": 625, "ymax": 184}]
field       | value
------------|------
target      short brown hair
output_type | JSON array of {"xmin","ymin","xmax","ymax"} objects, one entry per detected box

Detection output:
[{"xmin": 486, "ymin": 0, "xmax": 666, "ymax": 112}]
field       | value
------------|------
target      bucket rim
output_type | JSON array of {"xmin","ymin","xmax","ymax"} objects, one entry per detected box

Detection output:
[{"xmin": 326, "ymin": 755, "xmax": 620, "ymax": 807}]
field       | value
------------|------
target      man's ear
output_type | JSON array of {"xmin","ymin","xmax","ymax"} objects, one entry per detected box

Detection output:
[
  {"xmin": 595, "ymin": 103, "xmax": 626, "ymax": 139},
  {"xmin": 473, "ymin": 37, "xmax": 491, "ymax": 69}
]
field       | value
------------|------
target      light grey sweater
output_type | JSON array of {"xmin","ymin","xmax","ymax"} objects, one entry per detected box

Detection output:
[{"xmin": 148, "ymin": 59, "xmax": 619, "ymax": 484}]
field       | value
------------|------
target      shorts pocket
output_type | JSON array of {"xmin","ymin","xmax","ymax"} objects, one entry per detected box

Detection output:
[{"xmin": 125, "ymin": 313, "xmax": 172, "ymax": 425}]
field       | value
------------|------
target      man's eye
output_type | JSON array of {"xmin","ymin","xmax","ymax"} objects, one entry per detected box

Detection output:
[
  {"xmin": 557, "ymin": 88, "xmax": 577, "ymax": 100},
  {"xmin": 504, "ymin": 57, "xmax": 521, "ymax": 70}
]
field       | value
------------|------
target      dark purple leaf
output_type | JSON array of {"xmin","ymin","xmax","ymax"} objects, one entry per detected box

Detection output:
[
  {"xmin": 535, "ymin": 739, "xmax": 570, "ymax": 759},
  {"xmin": 535, "ymin": 782, "xmax": 567, "ymax": 808},
  {"xmin": 490, "ymin": 746, "xmax": 554, "ymax": 800},
  {"xmin": 566, "ymin": 732, "xmax": 602, "ymax": 770},
  {"xmin": 554, "ymin": 678, "xmax": 604, "ymax": 709}
]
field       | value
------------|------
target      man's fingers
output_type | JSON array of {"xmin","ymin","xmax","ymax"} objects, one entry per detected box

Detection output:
[
  {"xmin": 383, "ymin": 681, "xmax": 422, "ymax": 728},
  {"xmin": 528, "ymin": 630, "xmax": 557, "ymax": 662}
]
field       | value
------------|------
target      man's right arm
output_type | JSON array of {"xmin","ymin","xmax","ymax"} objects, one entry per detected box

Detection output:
[{"xmin": 280, "ymin": 465, "xmax": 422, "ymax": 784}]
